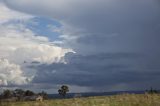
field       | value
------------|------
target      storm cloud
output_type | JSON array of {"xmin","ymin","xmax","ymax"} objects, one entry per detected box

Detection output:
[
  {"xmin": 32, "ymin": 52, "xmax": 160, "ymax": 91},
  {"xmin": 1, "ymin": 0, "xmax": 160, "ymax": 92}
]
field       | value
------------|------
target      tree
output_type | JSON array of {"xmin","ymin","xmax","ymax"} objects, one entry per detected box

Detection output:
[
  {"xmin": 14, "ymin": 89, "xmax": 25, "ymax": 97},
  {"xmin": 2, "ymin": 89, "xmax": 13, "ymax": 99},
  {"xmin": 13, "ymin": 89, "xmax": 25, "ymax": 100},
  {"xmin": 25, "ymin": 90, "xmax": 35, "ymax": 96},
  {"xmin": 146, "ymin": 87, "xmax": 158, "ymax": 94},
  {"xmin": 58, "ymin": 85, "xmax": 69, "ymax": 97}
]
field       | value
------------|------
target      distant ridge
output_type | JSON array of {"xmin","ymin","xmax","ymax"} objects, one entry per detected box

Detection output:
[{"xmin": 48, "ymin": 91, "xmax": 146, "ymax": 99}]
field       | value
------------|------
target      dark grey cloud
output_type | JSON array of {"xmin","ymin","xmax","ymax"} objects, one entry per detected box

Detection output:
[
  {"xmin": 2, "ymin": 0, "xmax": 160, "ymax": 91},
  {"xmin": 32, "ymin": 52, "xmax": 160, "ymax": 91}
]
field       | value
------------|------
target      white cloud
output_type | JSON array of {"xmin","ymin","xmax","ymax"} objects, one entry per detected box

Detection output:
[
  {"xmin": 0, "ymin": 59, "xmax": 29, "ymax": 86},
  {"xmin": 0, "ymin": 23, "xmax": 72, "ymax": 64},
  {"xmin": 0, "ymin": 2, "xmax": 73, "ymax": 87},
  {"xmin": 0, "ymin": 20, "xmax": 72, "ymax": 87},
  {"xmin": 9, "ymin": 44, "xmax": 71, "ymax": 64}
]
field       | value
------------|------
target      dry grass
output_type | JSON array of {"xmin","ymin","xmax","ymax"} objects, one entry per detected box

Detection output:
[{"xmin": 0, "ymin": 94, "xmax": 160, "ymax": 106}]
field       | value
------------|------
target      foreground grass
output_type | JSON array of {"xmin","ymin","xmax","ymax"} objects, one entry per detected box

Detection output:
[{"xmin": 0, "ymin": 94, "xmax": 160, "ymax": 106}]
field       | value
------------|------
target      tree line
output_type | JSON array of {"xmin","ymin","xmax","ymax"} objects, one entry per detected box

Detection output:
[
  {"xmin": 0, "ymin": 85, "xmax": 70, "ymax": 101},
  {"xmin": 0, "ymin": 89, "xmax": 48, "ymax": 100}
]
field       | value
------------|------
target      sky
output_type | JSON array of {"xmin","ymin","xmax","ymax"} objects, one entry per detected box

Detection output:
[{"xmin": 0, "ymin": 0, "xmax": 160, "ymax": 93}]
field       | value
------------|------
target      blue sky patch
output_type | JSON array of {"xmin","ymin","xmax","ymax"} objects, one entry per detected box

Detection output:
[{"xmin": 26, "ymin": 17, "xmax": 62, "ymax": 41}]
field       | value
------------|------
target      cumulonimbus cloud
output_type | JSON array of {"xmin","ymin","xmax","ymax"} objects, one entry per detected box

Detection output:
[
  {"xmin": 0, "ymin": 2, "xmax": 73, "ymax": 87},
  {"xmin": 1, "ymin": 0, "xmax": 160, "ymax": 92}
]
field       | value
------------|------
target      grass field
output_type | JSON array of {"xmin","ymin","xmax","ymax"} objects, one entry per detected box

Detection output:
[{"xmin": 0, "ymin": 94, "xmax": 160, "ymax": 106}]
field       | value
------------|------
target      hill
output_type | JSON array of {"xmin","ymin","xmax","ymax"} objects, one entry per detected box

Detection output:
[{"xmin": 48, "ymin": 91, "xmax": 145, "ymax": 99}]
